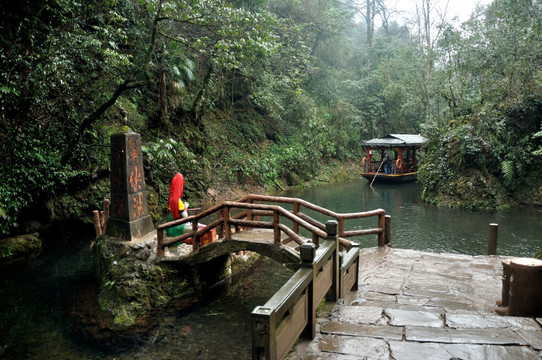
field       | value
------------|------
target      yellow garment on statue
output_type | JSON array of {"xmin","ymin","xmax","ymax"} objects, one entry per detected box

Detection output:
[
  {"xmin": 168, "ymin": 199, "xmax": 186, "ymax": 211},
  {"xmin": 166, "ymin": 199, "xmax": 187, "ymax": 237}
]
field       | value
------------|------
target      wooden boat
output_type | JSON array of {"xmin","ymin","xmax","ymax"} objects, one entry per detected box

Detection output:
[{"xmin": 360, "ymin": 134, "xmax": 426, "ymax": 183}]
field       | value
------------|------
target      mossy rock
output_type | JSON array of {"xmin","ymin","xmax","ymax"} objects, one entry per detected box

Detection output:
[
  {"xmin": 426, "ymin": 169, "xmax": 514, "ymax": 210},
  {"xmin": 0, "ymin": 233, "xmax": 41, "ymax": 265},
  {"xmin": 92, "ymin": 235, "xmax": 193, "ymax": 327}
]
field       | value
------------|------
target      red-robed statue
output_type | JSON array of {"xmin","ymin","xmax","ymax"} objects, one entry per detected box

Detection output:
[{"xmin": 166, "ymin": 173, "xmax": 190, "ymax": 237}]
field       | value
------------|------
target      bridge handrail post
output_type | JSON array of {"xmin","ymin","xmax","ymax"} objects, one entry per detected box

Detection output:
[
  {"xmin": 325, "ymin": 220, "xmax": 340, "ymax": 302},
  {"xmin": 385, "ymin": 215, "xmax": 392, "ymax": 247},
  {"xmin": 300, "ymin": 241, "xmax": 316, "ymax": 339},
  {"xmin": 224, "ymin": 205, "xmax": 231, "ymax": 240},
  {"xmin": 157, "ymin": 228, "xmax": 165, "ymax": 256},
  {"xmin": 251, "ymin": 263, "xmax": 314, "ymax": 359},
  {"xmin": 311, "ymin": 233, "xmax": 319, "ymax": 248},
  {"xmin": 377, "ymin": 212, "xmax": 386, "ymax": 247},
  {"xmin": 247, "ymin": 198, "xmax": 254, "ymax": 222},
  {"xmin": 217, "ymin": 208, "xmax": 224, "ymax": 238},
  {"xmin": 293, "ymin": 202, "xmax": 300, "ymax": 235},
  {"xmin": 273, "ymin": 210, "xmax": 281, "ymax": 244},
  {"xmin": 251, "ymin": 307, "xmax": 276, "ymax": 360},
  {"xmin": 192, "ymin": 218, "xmax": 200, "ymax": 251},
  {"xmin": 337, "ymin": 218, "xmax": 345, "ymax": 238}
]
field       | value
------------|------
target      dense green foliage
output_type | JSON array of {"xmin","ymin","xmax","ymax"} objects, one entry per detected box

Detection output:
[
  {"xmin": 418, "ymin": 0, "xmax": 542, "ymax": 209},
  {"xmin": 1, "ymin": 0, "xmax": 541, "ymax": 236}
]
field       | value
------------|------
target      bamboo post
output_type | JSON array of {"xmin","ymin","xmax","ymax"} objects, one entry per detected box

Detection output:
[{"xmin": 487, "ymin": 223, "xmax": 498, "ymax": 255}]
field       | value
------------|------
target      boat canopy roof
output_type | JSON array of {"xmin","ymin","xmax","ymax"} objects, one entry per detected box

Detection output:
[{"xmin": 361, "ymin": 134, "xmax": 427, "ymax": 148}]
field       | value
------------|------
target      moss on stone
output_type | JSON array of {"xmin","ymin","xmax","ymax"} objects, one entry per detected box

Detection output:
[
  {"xmin": 422, "ymin": 168, "xmax": 515, "ymax": 211},
  {"xmin": 92, "ymin": 235, "xmax": 192, "ymax": 327},
  {"xmin": 0, "ymin": 233, "xmax": 41, "ymax": 264},
  {"xmin": 116, "ymin": 125, "xmax": 132, "ymax": 133}
]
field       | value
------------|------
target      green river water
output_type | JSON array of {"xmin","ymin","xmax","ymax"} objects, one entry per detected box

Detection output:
[{"xmin": 1, "ymin": 179, "xmax": 540, "ymax": 359}]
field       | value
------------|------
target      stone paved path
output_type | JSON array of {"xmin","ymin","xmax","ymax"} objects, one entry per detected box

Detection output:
[{"xmin": 289, "ymin": 247, "xmax": 542, "ymax": 359}]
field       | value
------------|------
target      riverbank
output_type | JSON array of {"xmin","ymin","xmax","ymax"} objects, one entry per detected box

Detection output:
[{"xmin": 289, "ymin": 247, "xmax": 542, "ymax": 359}]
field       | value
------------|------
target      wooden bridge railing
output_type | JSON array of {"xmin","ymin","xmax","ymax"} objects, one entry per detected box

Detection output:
[
  {"xmin": 156, "ymin": 194, "xmax": 389, "ymax": 256},
  {"xmin": 237, "ymin": 194, "xmax": 388, "ymax": 247}
]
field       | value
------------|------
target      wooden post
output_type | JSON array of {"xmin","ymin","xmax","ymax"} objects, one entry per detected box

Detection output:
[
  {"xmin": 192, "ymin": 218, "xmax": 199, "ymax": 252},
  {"xmin": 384, "ymin": 215, "xmax": 391, "ymax": 247},
  {"xmin": 157, "ymin": 229, "xmax": 164, "ymax": 256},
  {"xmin": 247, "ymin": 198, "xmax": 254, "ymax": 221},
  {"xmin": 224, "ymin": 206, "xmax": 231, "ymax": 240},
  {"xmin": 337, "ymin": 218, "xmax": 344, "ymax": 238},
  {"xmin": 273, "ymin": 210, "xmax": 281, "ymax": 244},
  {"xmin": 377, "ymin": 212, "xmax": 386, "ymax": 247},
  {"xmin": 487, "ymin": 223, "xmax": 498, "ymax": 255},
  {"xmin": 293, "ymin": 202, "xmax": 300, "ymax": 235},
  {"xmin": 93, "ymin": 210, "xmax": 102, "ymax": 237},
  {"xmin": 300, "ymin": 242, "xmax": 316, "ymax": 339},
  {"xmin": 325, "ymin": 220, "xmax": 340, "ymax": 302},
  {"xmin": 497, "ymin": 259, "xmax": 512, "ymax": 309},
  {"xmin": 506, "ymin": 258, "xmax": 542, "ymax": 317},
  {"xmin": 311, "ymin": 233, "xmax": 319, "ymax": 249},
  {"xmin": 93, "ymin": 199, "xmax": 111, "ymax": 238},
  {"xmin": 217, "ymin": 209, "xmax": 224, "ymax": 239},
  {"xmin": 102, "ymin": 198, "xmax": 110, "ymax": 230}
]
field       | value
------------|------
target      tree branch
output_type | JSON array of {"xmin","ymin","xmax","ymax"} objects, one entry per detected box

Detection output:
[{"xmin": 61, "ymin": 79, "xmax": 147, "ymax": 164}]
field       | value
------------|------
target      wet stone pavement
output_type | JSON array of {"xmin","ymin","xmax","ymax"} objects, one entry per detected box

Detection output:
[{"xmin": 289, "ymin": 247, "xmax": 542, "ymax": 359}]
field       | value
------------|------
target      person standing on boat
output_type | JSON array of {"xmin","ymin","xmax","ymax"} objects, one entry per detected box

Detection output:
[{"xmin": 383, "ymin": 151, "xmax": 390, "ymax": 174}]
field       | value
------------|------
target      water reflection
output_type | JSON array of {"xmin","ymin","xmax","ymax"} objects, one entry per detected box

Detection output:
[
  {"xmin": 1, "ymin": 179, "xmax": 540, "ymax": 359},
  {"xmin": 282, "ymin": 179, "xmax": 541, "ymax": 257},
  {"xmin": 0, "ymin": 235, "xmax": 292, "ymax": 360}
]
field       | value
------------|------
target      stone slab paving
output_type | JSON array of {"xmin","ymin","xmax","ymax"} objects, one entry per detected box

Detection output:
[{"xmin": 288, "ymin": 247, "xmax": 542, "ymax": 359}]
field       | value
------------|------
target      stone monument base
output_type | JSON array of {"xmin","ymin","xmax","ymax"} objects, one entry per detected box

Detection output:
[{"xmin": 106, "ymin": 215, "xmax": 154, "ymax": 241}]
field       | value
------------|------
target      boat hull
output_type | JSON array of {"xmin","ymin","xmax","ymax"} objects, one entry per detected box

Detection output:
[{"xmin": 361, "ymin": 172, "xmax": 418, "ymax": 183}]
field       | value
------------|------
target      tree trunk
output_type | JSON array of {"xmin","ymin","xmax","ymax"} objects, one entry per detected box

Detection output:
[
  {"xmin": 157, "ymin": 70, "xmax": 168, "ymax": 128},
  {"xmin": 366, "ymin": 0, "xmax": 374, "ymax": 47},
  {"xmin": 189, "ymin": 63, "xmax": 214, "ymax": 126}
]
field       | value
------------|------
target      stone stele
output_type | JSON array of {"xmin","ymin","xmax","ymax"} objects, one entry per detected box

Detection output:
[{"xmin": 106, "ymin": 129, "xmax": 154, "ymax": 240}]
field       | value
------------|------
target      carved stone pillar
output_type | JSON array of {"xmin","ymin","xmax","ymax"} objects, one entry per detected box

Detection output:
[{"xmin": 106, "ymin": 129, "xmax": 154, "ymax": 240}]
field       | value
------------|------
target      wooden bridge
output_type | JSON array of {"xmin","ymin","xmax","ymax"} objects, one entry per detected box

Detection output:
[{"xmin": 156, "ymin": 194, "xmax": 391, "ymax": 360}]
